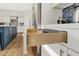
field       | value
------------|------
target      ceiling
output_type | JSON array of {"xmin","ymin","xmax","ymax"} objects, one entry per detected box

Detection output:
[
  {"xmin": 54, "ymin": 3, "xmax": 73, "ymax": 9},
  {"xmin": 0, "ymin": 3, "xmax": 33, "ymax": 11},
  {"xmin": 0, "ymin": 3, "xmax": 73, "ymax": 11}
]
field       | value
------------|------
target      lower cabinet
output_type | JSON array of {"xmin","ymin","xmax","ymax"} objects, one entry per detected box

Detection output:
[
  {"xmin": 41, "ymin": 46, "xmax": 51, "ymax": 56},
  {"xmin": 0, "ymin": 26, "xmax": 17, "ymax": 50},
  {"xmin": 3, "ymin": 27, "xmax": 10, "ymax": 48},
  {"xmin": 41, "ymin": 43, "xmax": 79, "ymax": 56},
  {"xmin": 67, "ymin": 49, "xmax": 79, "ymax": 56},
  {"xmin": 41, "ymin": 43, "xmax": 67, "ymax": 56}
]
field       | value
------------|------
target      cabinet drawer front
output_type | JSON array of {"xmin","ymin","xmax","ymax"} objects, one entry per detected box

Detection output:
[{"xmin": 28, "ymin": 32, "xmax": 67, "ymax": 47}]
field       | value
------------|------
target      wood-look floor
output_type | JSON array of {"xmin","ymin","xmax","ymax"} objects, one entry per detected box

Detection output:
[{"xmin": 0, "ymin": 34, "xmax": 23, "ymax": 56}]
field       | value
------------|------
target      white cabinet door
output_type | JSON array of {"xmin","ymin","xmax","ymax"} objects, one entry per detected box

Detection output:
[
  {"xmin": 48, "ymin": 43, "xmax": 67, "ymax": 56},
  {"xmin": 41, "ymin": 43, "xmax": 67, "ymax": 56},
  {"xmin": 59, "ymin": 43, "xmax": 67, "ymax": 56},
  {"xmin": 67, "ymin": 30, "xmax": 79, "ymax": 53},
  {"xmin": 68, "ymin": 49, "xmax": 79, "ymax": 56},
  {"xmin": 41, "ymin": 46, "xmax": 50, "ymax": 56}
]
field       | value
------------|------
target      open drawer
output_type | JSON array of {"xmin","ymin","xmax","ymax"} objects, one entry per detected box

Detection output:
[
  {"xmin": 27, "ymin": 29, "xmax": 67, "ymax": 56},
  {"xmin": 27, "ymin": 29, "xmax": 67, "ymax": 47}
]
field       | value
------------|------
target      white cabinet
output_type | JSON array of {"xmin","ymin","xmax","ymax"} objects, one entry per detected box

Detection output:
[
  {"xmin": 59, "ymin": 44, "xmax": 67, "ymax": 56},
  {"xmin": 68, "ymin": 49, "xmax": 79, "ymax": 56},
  {"xmin": 41, "ymin": 43, "xmax": 67, "ymax": 56},
  {"xmin": 41, "ymin": 46, "xmax": 50, "ymax": 56},
  {"xmin": 49, "ymin": 43, "xmax": 67, "ymax": 56},
  {"xmin": 42, "ymin": 24, "xmax": 79, "ymax": 56},
  {"xmin": 67, "ymin": 30, "xmax": 79, "ymax": 53},
  {"xmin": 66, "ymin": 30, "xmax": 79, "ymax": 56}
]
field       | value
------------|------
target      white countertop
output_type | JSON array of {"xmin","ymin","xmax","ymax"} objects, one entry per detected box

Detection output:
[
  {"xmin": 41, "ymin": 23, "xmax": 79, "ymax": 30},
  {"xmin": 0, "ymin": 25, "xmax": 16, "ymax": 27}
]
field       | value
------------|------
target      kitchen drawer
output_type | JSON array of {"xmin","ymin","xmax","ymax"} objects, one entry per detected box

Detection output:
[
  {"xmin": 27, "ymin": 29, "xmax": 67, "ymax": 56},
  {"xmin": 28, "ymin": 32, "xmax": 67, "ymax": 47},
  {"xmin": 41, "ymin": 43, "xmax": 67, "ymax": 56}
]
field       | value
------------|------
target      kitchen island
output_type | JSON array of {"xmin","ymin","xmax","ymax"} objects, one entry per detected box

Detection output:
[{"xmin": 0, "ymin": 25, "xmax": 17, "ymax": 50}]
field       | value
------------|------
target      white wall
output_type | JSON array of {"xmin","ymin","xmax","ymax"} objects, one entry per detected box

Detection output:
[
  {"xmin": 41, "ymin": 3, "xmax": 62, "ymax": 25},
  {"xmin": 0, "ymin": 16, "xmax": 10, "ymax": 22},
  {"xmin": 0, "ymin": 9, "xmax": 25, "ymax": 23},
  {"xmin": 0, "ymin": 9, "xmax": 33, "ymax": 32},
  {"xmin": 0, "ymin": 9, "xmax": 24, "ymax": 16},
  {"xmin": 23, "ymin": 9, "xmax": 33, "ymax": 28},
  {"xmin": 0, "ymin": 3, "xmax": 33, "ymax": 11},
  {"xmin": 0, "ymin": 9, "xmax": 26, "ymax": 33}
]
